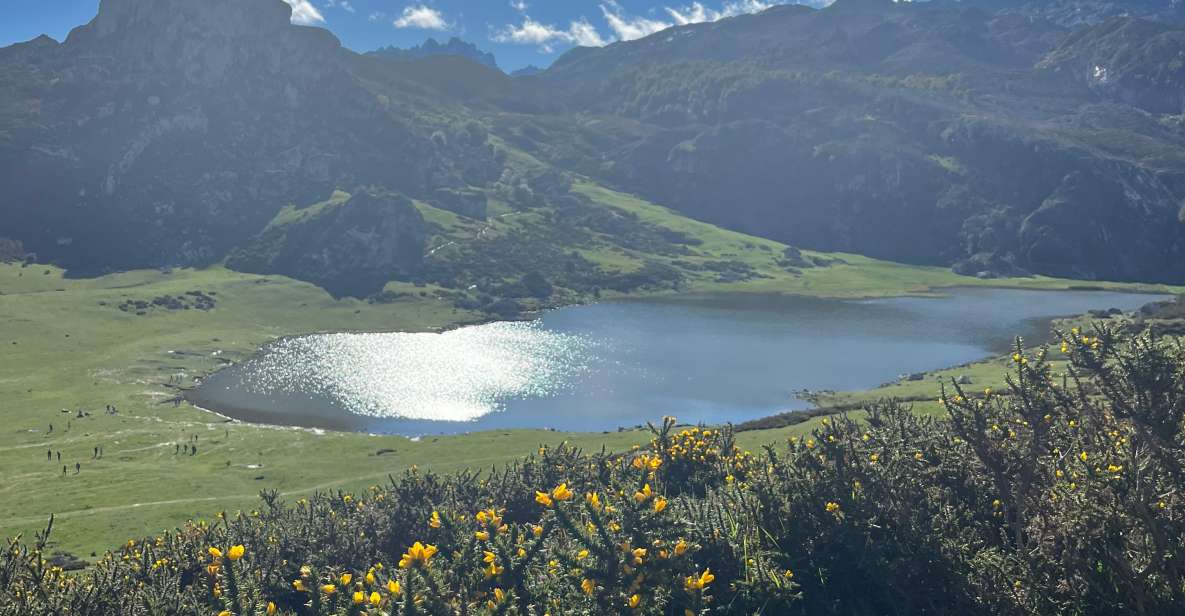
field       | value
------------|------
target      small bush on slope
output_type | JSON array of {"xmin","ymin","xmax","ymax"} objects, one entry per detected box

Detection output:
[{"xmin": 1, "ymin": 327, "xmax": 1182, "ymax": 615}]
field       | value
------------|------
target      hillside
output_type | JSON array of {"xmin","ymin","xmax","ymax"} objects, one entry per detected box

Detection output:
[
  {"xmin": 3, "ymin": 0, "xmax": 1185, "ymax": 298},
  {"xmin": 512, "ymin": 0, "xmax": 1185, "ymax": 284}
]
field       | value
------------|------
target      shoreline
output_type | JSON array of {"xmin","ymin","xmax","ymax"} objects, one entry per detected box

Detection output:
[{"xmin": 180, "ymin": 285, "xmax": 1174, "ymax": 438}]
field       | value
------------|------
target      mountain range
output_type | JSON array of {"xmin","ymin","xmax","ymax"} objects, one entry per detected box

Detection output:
[
  {"xmin": 368, "ymin": 37, "xmax": 499, "ymax": 71},
  {"xmin": 3, "ymin": 0, "xmax": 1185, "ymax": 298}
]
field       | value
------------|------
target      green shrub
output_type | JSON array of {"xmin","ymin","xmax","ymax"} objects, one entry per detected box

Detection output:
[{"xmin": 1, "ymin": 327, "xmax": 1182, "ymax": 615}]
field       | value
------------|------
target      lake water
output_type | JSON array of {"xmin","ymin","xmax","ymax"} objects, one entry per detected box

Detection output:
[{"xmin": 192, "ymin": 288, "xmax": 1165, "ymax": 435}]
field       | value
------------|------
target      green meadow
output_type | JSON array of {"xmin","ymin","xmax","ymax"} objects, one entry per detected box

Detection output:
[{"xmin": 0, "ymin": 215, "xmax": 1177, "ymax": 558}]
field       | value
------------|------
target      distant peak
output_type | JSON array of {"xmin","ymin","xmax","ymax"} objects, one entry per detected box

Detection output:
[{"xmin": 368, "ymin": 37, "xmax": 499, "ymax": 70}]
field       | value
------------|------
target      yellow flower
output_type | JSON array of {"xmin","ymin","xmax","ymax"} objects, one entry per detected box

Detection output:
[
  {"xmin": 475, "ymin": 531, "xmax": 490, "ymax": 541},
  {"xmin": 825, "ymin": 501, "xmax": 841, "ymax": 514},
  {"xmin": 531, "ymin": 524, "xmax": 544, "ymax": 537},
  {"xmin": 1079, "ymin": 451, "xmax": 1089, "ymax": 462},
  {"xmin": 869, "ymin": 453, "xmax": 879, "ymax": 464},
  {"xmin": 493, "ymin": 588, "xmax": 506, "ymax": 603},
  {"xmin": 429, "ymin": 511, "xmax": 441, "ymax": 529},
  {"xmin": 225, "ymin": 545, "xmax": 245, "ymax": 562},
  {"xmin": 340, "ymin": 573, "xmax": 352, "ymax": 586},
  {"xmin": 627, "ymin": 594, "xmax": 641, "ymax": 609},
  {"xmin": 398, "ymin": 542, "xmax": 438, "ymax": 569},
  {"xmin": 552, "ymin": 483, "xmax": 574, "ymax": 501},
  {"xmin": 634, "ymin": 483, "xmax": 653, "ymax": 503},
  {"xmin": 353, "ymin": 590, "xmax": 365, "ymax": 605},
  {"xmin": 218, "ymin": 612, "xmax": 231, "ymax": 616},
  {"xmin": 483, "ymin": 551, "xmax": 497, "ymax": 563},
  {"xmin": 387, "ymin": 580, "xmax": 401, "ymax": 594},
  {"xmin": 783, "ymin": 569, "xmax": 794, "ymax": 580},
  {"xmin": 300, "ymin": 565, "xmax": 312, "ymax": 578},
  {"xmin": 267, "ymin": 602, "xmax": 277, "ymax": 616},
  {"xmin": 293, "ymin": 580, "xmax": 306, "ymax": 592},
  {"xmin": 632, "ymin": 547, "xmax": 647, "ymax": 565},
  {"xmin": 369, "ymin": 591, "xmax": 382, "ymax": 606},
  {"xmin": 685, "ymin": 569, "xmax": 716, "ymax": 591},
  {"xmin": 207, "ymin": 547, "xmax": 222, "ymax": 560},
  {"xmin": 535, "ymin": 491, "xmax": 553, "ymax": 508},
  {"xmin": 674, "ymin": 539, "xmax": 689, "ymax": 556},
  {"xmin": 366, "ymin": 570, "xmax": 376, "ymax": 585},
  {"xmin": 1107, "ymin": 464, "xmax": 1123, "ymax": 474},
  {"xmin": 585, "ymin": 492, "xmax": 602, "ymax": 510},
  {"xmin": 321, "ymin": 584, "xmax": 337, "ymax": 595},
  {"xmin": 576, "ymin": 549, "xmax": 589, "ymax": 560},
  {"xmin": 653, "ymin": 497, "xmax": 668, "ymax": 513},
  {"xmin": 484, "ymin": 561, "xmax": 504, "ymax": 578}
]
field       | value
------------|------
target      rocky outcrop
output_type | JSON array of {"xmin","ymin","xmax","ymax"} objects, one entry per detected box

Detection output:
[{"xmin": 227, "ymin": 190, "xmax": 427, "ymax": 298}]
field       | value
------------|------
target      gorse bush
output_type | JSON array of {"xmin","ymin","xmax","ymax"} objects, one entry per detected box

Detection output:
[{"xmin": 2, "ymin": 327, "xmax": 1183, "ymax": 615}]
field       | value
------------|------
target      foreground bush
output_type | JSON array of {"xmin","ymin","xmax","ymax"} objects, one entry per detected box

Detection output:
[{"xmin": 1, "ymin": 327, "xmax": 1183, "ymax": 615}]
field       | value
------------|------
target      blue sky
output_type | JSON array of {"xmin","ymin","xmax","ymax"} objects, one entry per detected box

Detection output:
[{"xmin": 0, "ymin": 0, "xmax": 831, "ymax": 71}]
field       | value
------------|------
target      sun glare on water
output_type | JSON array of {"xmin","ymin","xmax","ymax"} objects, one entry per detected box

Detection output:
[{"xmin": 227, "ymin": 322, "xmax": 592, "ymax": 422}]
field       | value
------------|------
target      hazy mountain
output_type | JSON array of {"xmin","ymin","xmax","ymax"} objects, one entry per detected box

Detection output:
[
  {"xmin": 511, "ymin": 65, "xmax": 545, "ymax": 77},
  {"xmin": 368, "ymin": 37, "xmax": 499, "ymax": 71},
  {"xmin": 0, "ymin": 0, "xmax": 502, "ymax": 275},
  {"xmin": 513, "ymin": 0, "xmax": 1185, "ymax": 282},
  {"xmin": 3, "ymin": 0, "xmax": 1185, "ymax": 293}
]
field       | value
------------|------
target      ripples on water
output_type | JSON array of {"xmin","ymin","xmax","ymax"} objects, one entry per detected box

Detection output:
[{"xmin": 228, "ymin": 322, "xmax": 594, "ymax": 422}]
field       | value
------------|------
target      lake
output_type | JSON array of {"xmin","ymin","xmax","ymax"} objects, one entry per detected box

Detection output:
[{"xmin": 192, "ymin": 288, "xmax": 1165, "ymax": 435}]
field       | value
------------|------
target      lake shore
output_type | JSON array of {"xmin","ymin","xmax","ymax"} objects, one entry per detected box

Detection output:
[{"xmin": 0, "ymin": 260, "xmax": 1178, "ymax": 557}]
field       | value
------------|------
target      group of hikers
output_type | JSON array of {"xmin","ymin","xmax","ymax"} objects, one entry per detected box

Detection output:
[
  {"xmin": 176, "ymin": 433, "xmax": 201, "ymax": 456},
  {"xmin": 42, "ymin": 401, "xmax": 216, "ymax": 477},
  {"xmin": 47, "ymin": 447, "xmax": 100, "ymax": 476}
]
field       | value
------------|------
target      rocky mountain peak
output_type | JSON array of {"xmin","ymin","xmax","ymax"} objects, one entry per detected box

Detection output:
[
  {"xmin": 87, "ymin": 0, "xmax": 292, "ymax": 40},
  {"xmin": 62, "ymin": 0, "xmax": 340, "ymax": 82}
]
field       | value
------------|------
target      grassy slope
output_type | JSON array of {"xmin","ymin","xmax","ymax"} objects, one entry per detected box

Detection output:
[{"xmin": 0, "ymin": 183, "xmax": 1177, "ymax": 558}]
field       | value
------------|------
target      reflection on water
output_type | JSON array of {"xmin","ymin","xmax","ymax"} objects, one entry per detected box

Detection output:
[
  {"xmin": 194, "ymin": 288, "xmax": 1166, "ymax": 435},
  {"xmin": 225, "ymin": 323, "xmax": 593, "ymax": 422}
]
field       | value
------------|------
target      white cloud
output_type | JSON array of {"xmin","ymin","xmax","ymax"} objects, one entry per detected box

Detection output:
[
  {"xmin": 323, "ymin": 0, "xmax": 355, "ymax": 13},
  {"xmin": 368, "ymin": 11, "xmax": 387, "ymax": 22},
  {"xmin": 492, "ymin": 0, "xmax": 788, "ymax": 53},
  {"xmin": 284, "ymin": 0, "xmax": 325, "ymax": 25},
  {"xmin": 393, "ymin": 5, "xmax": 452, "ymax": 30},
  {"xmin": 666, "ymin": 1, "xmax": 779, "ymax": 25},
  {"xmin": 492, "ymin": 16, "xmax": 607, "ymax": 53}
]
